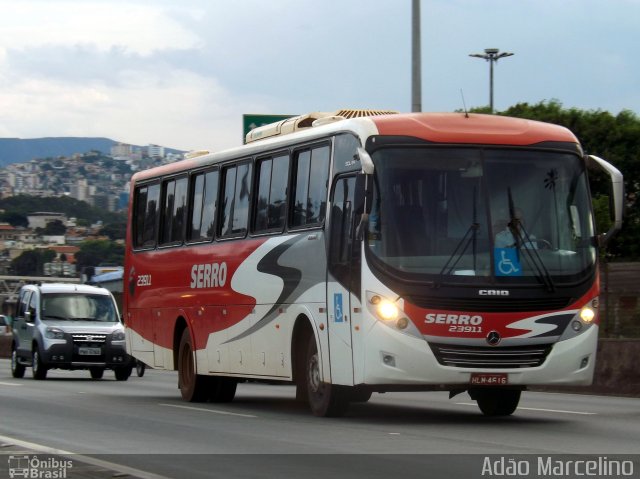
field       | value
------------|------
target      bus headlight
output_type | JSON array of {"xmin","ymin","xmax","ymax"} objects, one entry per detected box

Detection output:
[
  {"xmin": 366, "ymin": 292, "xmax": 421, "ymax": 338},
  {"xmin": 580, "ymin": 307, "xmax": 595, "ymax": 323},
  {"xmin": 376, "ymin": 299, "xmax": 399, "ymax": 321}
]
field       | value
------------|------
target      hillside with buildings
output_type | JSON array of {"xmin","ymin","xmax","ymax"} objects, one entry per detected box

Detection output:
[
  {"xmin": 0, "ymin": 142, "xmax": 184, "ymax": 212},
  {"xmin": 0, "ymin": 141, "xmax": 184, "ymax": 277}
]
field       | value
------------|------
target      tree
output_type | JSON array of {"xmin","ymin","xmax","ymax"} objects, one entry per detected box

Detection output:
[
  {"xmin": 74, "ymin": 240, "xmax": 124, "ymax": 271},
  {"xmin": 37, "ymin": 219, "xmax": 67, "ymax": 236},
  {"xmin": 10, "ymin": 250, "xmax": 55, "ymax": 276},
  {"xmin": 493, "ymin": 101, "xmax": 639, "ymax": 260}
]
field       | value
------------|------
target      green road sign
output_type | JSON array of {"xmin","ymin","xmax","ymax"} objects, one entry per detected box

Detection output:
[{"xmin": 242, "ymin": 114, "xmax": 295, "ymax": 143}]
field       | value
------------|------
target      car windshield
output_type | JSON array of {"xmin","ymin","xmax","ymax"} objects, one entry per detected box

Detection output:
[
  {"xmin": 366, "ymin": 147, "xmax": 596, "ymax": 285},
  {"xmin": 41, "ymin": 293, "xmax": 118, "ymax": 322}
]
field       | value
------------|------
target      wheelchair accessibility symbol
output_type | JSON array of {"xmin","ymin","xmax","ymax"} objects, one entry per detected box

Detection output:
[
  {"xmin": 334, "ymin": 293, "xmax": 344, "ymax": 322},
  {"xmin": 495, "ymin": 248, "xmax": 522, "ymax": 276}
]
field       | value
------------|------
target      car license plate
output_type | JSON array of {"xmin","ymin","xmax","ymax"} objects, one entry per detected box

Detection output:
[
  {"xmin": 470, "ymin": 373, "xmax": 508, "ymax": 385},
  {"xmin": 79, "ymin": 347, "xmax": 101, "ymax": 356}
]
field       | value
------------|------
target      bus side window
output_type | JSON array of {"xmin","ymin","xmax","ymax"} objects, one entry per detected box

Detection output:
[
  {"xmin": 188, "ymin": 169, "xmax": 218, "ymax": 242},
  {"xmin": 254, "ymin": 153, "xmax": 289, "ymax": 234},
  {"xmin": 219, "ymin": 161, "xmax": 252, "ymax": 238},
  {"xmin": 134, "ymin": 183, "xmax": 160, "ymax": 249},
  {"xmin": 291, "ymin": 144, "xmax": 330, "ymax": 228},
  {"xmin": 159, "ymin": 176, "xmax": 187, "ymax": 246}
]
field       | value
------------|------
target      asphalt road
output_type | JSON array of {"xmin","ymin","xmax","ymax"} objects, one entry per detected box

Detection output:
[{"xmin": 0, "ymin": 359, "xmax": 638, "ymax": 478}]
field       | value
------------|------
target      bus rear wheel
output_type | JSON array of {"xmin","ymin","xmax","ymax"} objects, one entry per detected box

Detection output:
[
  {"xmin": 305, "ymin": 335, "xmax": 348, "ymax": 417},
  {"xmin": 473, "ymin": 388, "xmax": 521, "ymax": 416},
  {"xmin": 178, "ymin": 329, "xmax": 208, "ymax": 402},
  {"xmin": 208, "ymin": 377, "xmax": 237, "ymax": 403}
]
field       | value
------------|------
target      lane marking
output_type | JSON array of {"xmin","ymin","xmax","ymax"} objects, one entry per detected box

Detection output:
[
  {"xmin": 0, "ymin": 381, "xmax": 22, "ymax": 386},
  {"xmin": 0, "ymin": 434, "xmax": 170, "ymax": 479},
  {"xmin": 159, "ymin": 403, "xmax": 258, "ymax": 418},
  {"xmin": 456, "ymin": 402, "xmax": 596, "ymax": 415}
]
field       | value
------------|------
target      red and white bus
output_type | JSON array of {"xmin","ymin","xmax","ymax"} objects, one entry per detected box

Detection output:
[{"xmin": 124, "ymin": 110, "xmax": 623, "ymax": 416}]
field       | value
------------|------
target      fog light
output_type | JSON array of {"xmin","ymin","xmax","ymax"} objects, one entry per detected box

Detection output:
[
  {"xmin": 572, "ymin": 320, "xmax": 583, "ymax": 332},
  {"xmin": 580, "ymin": 357, "xmax": 589, "ymax": 369},
  {"xmin": 382, "ymin": 353, "xmax": 396, "ymax": 367}
]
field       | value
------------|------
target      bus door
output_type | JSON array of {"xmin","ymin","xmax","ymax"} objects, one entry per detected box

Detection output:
[{"xmin": 327, "ymin": 175, "xmax": 359, "ymax": 385}]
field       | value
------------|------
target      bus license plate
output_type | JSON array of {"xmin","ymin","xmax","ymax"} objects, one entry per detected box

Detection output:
[
  {"xmin": 470, "ymin": 373, "xmax": 508, "ymax": 385},
  {"xmin": 79, "ymin": 347, "xmax": 101, "ymax": 356}
]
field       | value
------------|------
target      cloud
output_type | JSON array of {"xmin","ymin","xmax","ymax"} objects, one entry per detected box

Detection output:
[{"xmin": 0, "ymin": 1, "xmax": 202, "ymax": 55}]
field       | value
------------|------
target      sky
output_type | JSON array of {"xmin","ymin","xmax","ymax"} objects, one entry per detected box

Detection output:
[{"xmin": 0, "ymin": 0, "xmax": 638, "ymax": 153}]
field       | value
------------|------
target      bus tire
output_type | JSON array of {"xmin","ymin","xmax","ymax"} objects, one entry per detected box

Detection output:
[
  {"xmin": 474, "ymin": 388, "xmax": 521, "ymax": 416},
  {"xmin": 305, "ymin": 335, "xmax": 349, "ymax": 417},
  {"xmin": 178, "ymin": 328, "xmax": 208, "ymax": 402},
  {"xmin": 11, "ymin": 345, "xmax": 25, "ymax": 379},
  {"xmin": 348, "ymin": 388, "xmax": 373, "ymax": 403},
  {"xmin": 208, "ymin": 377, "xmax": 237, "ymax": 403}
]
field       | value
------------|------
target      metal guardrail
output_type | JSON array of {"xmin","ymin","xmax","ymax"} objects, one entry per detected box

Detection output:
[
  {"xmin": 601, "ymin": 262, "xmax": 640, "ymax": 338},
  {"xmin": 0, "ymin": 275, "xmax": 81, "ymax": 305}
]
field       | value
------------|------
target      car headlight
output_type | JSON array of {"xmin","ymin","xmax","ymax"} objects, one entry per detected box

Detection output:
[
  {"xmin": 112, "ymin": 331, "xmax": 126, "ymax": 341},
  {"xmin": 45, "ymin": 327, "xmax": 65, "ymax": 340}
]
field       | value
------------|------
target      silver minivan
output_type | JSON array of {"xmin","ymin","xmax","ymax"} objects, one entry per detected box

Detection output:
[{"xmin": 10, "ymin": 283, "xmax": 132, "ymax": 380}]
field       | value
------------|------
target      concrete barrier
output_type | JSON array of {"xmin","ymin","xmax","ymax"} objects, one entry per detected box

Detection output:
[{"xmin": 1, "ymin": 334, "xmax": 638, "ymax": 397}]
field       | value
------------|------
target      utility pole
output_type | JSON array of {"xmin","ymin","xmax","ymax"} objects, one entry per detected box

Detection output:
[
  {"xmin": 469, "ymin": 48, "xmax": 514, "ymax": 113},
  {"xmin": 412, "ymin": 0, "xmax": 421, "ymax": 112}
]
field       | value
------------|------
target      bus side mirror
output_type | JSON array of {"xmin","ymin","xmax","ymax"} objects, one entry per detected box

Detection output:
[{"xmin": 587, "ymin": 155, "xmax": 624, "ymax": 246}]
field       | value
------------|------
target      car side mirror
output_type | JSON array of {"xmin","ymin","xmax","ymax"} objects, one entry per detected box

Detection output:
[{"xmin": 25, "ymin": 311, "xmax": 34, "ymax": 324}]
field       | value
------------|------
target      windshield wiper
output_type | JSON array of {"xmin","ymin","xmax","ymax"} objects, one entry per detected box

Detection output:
[
  {"xmin": 43, "ymin": 315, "xmax": 68, "ymax": 321},
  {"xmin": 507, "ymin": 188, "xmax": 555, "ymax": 292},
  {"xmin": 437, "ymin": 186, "xmax": 479, "ymax": 282}
]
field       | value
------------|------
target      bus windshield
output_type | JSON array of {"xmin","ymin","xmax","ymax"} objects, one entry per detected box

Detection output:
[{"xmin": 366, "ymin": 147, "xmax": 596, "ymax": 285}]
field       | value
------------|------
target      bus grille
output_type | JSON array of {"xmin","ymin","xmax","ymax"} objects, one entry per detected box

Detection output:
[
  {"xmin": 406, "ymin": 296, "xmax": 573, "ymax": 312},
  {"xmin": 428, "ymin": 342, "xmax": 553, "ymax": 369}
]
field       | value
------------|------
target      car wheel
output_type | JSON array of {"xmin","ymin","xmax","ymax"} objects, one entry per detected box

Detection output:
[
  {"xmin": 114, "ymin": 365, "xmax": 132, "ymax": 381},
  {"xmin": 11, "ymin": 346, "xmax": 25, "ymax": 379},
  {"xmin": 32, "ymin": 349, "xmax": 48, "ymax": 380},
  {"xmin": 90, "ymin": 367, "xmax": 105, "ymax": 379}
]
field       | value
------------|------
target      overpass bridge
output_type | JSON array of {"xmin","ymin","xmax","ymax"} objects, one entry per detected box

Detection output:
[{"xmin": 0, "ymin": 275, "xmax": 80, "ymax": 307}]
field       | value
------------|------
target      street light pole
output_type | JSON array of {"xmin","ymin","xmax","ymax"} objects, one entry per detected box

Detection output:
[
  {"xmin": 469, "ymin": 48, "xmax": 514, "ymax": 113},
  {"xmin": 412, "ymin": 0, "xmax": 422, "ymax": 112}
]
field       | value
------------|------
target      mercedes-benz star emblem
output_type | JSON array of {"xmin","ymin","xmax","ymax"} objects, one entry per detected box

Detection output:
[{"xmin": 486, "ymin": 330, "xmax": 501, "ymax": 346}]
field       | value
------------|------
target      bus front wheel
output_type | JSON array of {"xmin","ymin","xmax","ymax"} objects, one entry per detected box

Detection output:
[
  {"xmin": 473, "ymin": 388, "xmax": 521, "ymax": 416},
  {"xmin": 178, "ymin": 329, "xmax": 208, "ymax": 402},
  {"xmin": 305, "ymin": 335, "xmax": 349, "ymax": 417}
]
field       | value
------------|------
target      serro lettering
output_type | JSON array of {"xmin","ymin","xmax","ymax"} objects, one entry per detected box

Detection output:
[
  {"xmin": 425, "ymin": 313, "xmax": 483, "ymax": 325},
  {"xmin": 190, "ymin": 262, "xmax": 227, "ymax": 289}
]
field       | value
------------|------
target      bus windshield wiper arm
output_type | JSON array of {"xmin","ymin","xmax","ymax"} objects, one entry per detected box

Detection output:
[
  {"xmin": 507, "ymin": 188, "xmax": 555, "ymax": 292},
  {"xmin": 437, "ymin": 186, "xmax": 479, "ymax": 283}
]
